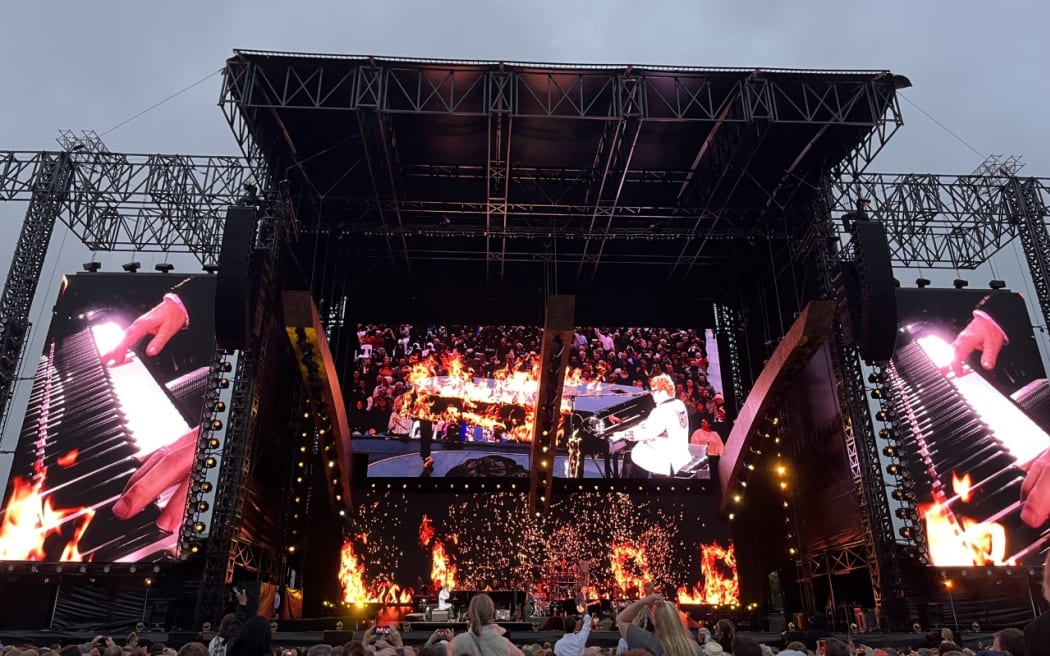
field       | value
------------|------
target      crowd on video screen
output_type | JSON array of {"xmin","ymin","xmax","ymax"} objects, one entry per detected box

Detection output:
[{"xmin": 346, "ymin": 324, "xmax": 729, "ymax": 441}]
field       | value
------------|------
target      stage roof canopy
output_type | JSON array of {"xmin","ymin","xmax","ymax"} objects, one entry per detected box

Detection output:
[{"xmin": 221, "ymin": 50, "xmax": 907, "ymax": 296}]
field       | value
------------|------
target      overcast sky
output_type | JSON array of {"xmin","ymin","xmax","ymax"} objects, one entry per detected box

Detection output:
[{"xmin": 1, "ymin": 2, "xmax": 1048, "ymax": 472}]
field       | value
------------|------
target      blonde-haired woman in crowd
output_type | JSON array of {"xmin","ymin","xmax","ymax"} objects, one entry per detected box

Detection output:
[
  {"xmin": 616, "ymin": 593, "xmax": 702, "ymax": 656},
  {"xmin": 451, "ymin": 593, "xmax": 524, "ymax": 656}
]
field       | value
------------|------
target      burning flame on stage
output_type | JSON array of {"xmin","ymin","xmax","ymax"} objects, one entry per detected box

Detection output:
[
  {"xmin": 0, "ymin": 460, "xmax": 94, "ymax": 562},
  {"xmin": 341, "ymin": 516, "xmax": 463, "ymax": 604},
  {"xmin": 419, "ymin": 515, "xmax": 458, "ymax": 590},
  {"xmin": 402, "ymin": 352, "xmax": 601, "ymax": 442},
  {"xmin": 920, "ymin": 470, "xmax": 1010, "ymax": 566},
  {"xmin": 676, "ymin": 541, "xmax": 740, "ymax": 606},
  {"xmin": 609, "ymin": 543, "xmax": 652, "ymax": 598},
  {"xmin": 339, "ymin": 539, "xmax": 415, "ymax": 604}
]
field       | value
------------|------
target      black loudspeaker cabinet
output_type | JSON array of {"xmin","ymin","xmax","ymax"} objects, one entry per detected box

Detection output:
[
  {"xmin": 323, "ymin": 630, "xmax": 356, "ymax": 645},
  {"xmin": 852, "ymin": 220, "xmax": 898, "ymax": 362},
  {"xmin": 166, "ymin": 632, "xmax": 203, "ymax": 647},
  {"xmin": 215, "ymin": 206, "xmax": 258, "ymax": 350}
]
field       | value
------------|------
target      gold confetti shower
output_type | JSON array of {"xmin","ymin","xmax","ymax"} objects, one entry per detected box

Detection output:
[{"xmin": 340, "ymin": 490, "xmax": 734, "ymax": 602}]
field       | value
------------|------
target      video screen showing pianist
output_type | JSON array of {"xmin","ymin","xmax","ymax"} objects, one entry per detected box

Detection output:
[
  {"xmin": 0, "ymin": 273, "xmax": 217, "ymax": 563},
  {"xmin": 346, "ymin": 324, "xmax": 730, "ymax": 478},
  {"xmin": 888, "ymin": 288, "xmax": 1050, "ymax": 567}
]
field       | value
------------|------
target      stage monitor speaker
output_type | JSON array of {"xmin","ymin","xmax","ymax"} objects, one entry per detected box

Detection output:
[
  {"xmin": 430, "ymin": 610, "xmax": 450, "ymax": 622},
  {"xmin": 215, "ymin": 205, "xmax": 258, "ymax": 350},
  {"xmin": 852, "ymin": 220, "xmax": 898, "ymax": 362},
  {"xmin": 166, "ymin": 632, "xmax": 202, "ymax": 647},
  {"xmin": 323, "ymin": 630, "xmax": 355, "ymax": 645}
]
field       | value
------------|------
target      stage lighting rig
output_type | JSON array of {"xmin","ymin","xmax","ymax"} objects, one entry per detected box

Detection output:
[
  {"xmin": 953, "ymin": 278, "xmax": 969, "ymax": 289},
  {"xmin": 155, "ymin": 262, "xmax": 175, "ymax": 273},
  {"xmin": 82, "ymin": 261, "xmax": 101, "ymax": 272},
  {"xmin": 122, "ymin": 261, "xmax": 141, "ymax": 273},
  {"xmin": 915, "ymin": 278, "xmax": 931, "ymax": 288},
  {"xmin": 989, "ymin": 280, "xmax": 1007, "ymax": 290}
]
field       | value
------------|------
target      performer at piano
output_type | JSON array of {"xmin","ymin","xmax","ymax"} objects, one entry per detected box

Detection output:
[
  {"xmin": 101, "ymin": 278, "xmax": 213, "ymax": 533},
  {"xmin": 621, "ymin": 374, "xmax": 693, "ymax": 478},
  {"xmin": 438, "ymin": 583, "xmax": 451, "ymax": 611},
  {"xmin": 945, "ymin": 293, "xmax": 1050, "ymax": 528}
]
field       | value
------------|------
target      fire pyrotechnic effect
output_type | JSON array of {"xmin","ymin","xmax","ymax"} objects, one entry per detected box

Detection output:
[
  {"xmin": 402, "ymin": 352, "xmax": 601, "ymax": 442},
  {"xmin": 337, "ymin": 490, "xmax": 735, "ymax": 604}
]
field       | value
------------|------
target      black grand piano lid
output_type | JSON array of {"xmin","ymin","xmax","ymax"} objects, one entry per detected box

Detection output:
[{"xmin": 564, "ymin": 382, "xmax": 651, "ymax": 415}]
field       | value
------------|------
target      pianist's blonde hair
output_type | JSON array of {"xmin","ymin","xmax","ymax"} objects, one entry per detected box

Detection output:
[{"xmin": 650, "ymin": 374, "xmax": 675, "ymax": 398}]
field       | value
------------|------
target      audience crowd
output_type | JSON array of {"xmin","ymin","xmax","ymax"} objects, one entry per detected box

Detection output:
[
  {"xmin": 0, "ymin": 597, "xmax": 1027, "ymax": 656},
  {"xmin": 348, "ymin": 325, "xmax": 727, "ymax": 440}
]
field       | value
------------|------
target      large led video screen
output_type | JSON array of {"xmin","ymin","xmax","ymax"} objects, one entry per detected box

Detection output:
[
  {"xmin": 0, "ymin": 273, "xmax": 217, "ymax": 562},
  {"xmin": 338, "ymin": 490, "xmax": 737, "ymax": 610},
  {"xmin": 888, "ymin": 288, "xmax": 1050, "ymax": 567},
  {"xmin": 348, "ymin": 325, "xmax": 729, "ymax": 478}
]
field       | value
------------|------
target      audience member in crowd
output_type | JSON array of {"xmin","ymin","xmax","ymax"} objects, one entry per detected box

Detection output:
[
  {"xmin": 451, "ymin": 593, "xmax": 524, "ymax": 656},
  {"xmin": 553, "ymin": 614, "xmax": 592, "ymax": 656},
  {"xmin": 208, "ymin": 614, "xmax": 235, "ymax": 656},
  {"xmin": 615, "ymin": 593, "xmax": 701, "ymax": 656}
]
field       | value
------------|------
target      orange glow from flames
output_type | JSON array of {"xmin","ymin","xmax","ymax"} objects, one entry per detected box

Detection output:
[
  {"xmin": 402, "ymin": 352, "xmax": 605, "ymax": 442},
  {"xmin": 419, "ymin": 515, "xmax": 457, "ymax": 590},
  {"xmin": 918, "ymin": 470, "xmax": 1010, "ymax": 567},
  {"xmin": 609, "ymin": 543, "xmax": 652, "ymax": 597},
  {"xmin": 339, "ymin": 539, "xmax": 416, "ymax": 604},
  {"xmin": 920, "ymin": 502, "xmax": 1009, "ymax": 566},
  {"xmin": 952, "ymin": 472, "xmax": 973, "ymax": 503},
  {"xmin": 56, "ymin": 450, "xmax": 79, "ymax": 468},
  {"xmin": 0, "ymin": 475, "xmax": 93, "ymax": 561},
  {"xmin": 676, "ymin": 541, "xmax": 740, "ymax": 605},
  {"xmin": 339, "ymin": 540, "xmax": 370, "ymax": 603}
]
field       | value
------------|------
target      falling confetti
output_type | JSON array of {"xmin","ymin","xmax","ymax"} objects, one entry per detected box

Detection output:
[{"xmin": 338, "ymin": 490, "xmax": 734, "ymax": 604}]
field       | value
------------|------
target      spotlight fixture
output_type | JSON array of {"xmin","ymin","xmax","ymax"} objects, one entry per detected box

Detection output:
[
  {"xmin": 122, "ymin": 261, "xmax": 142, "ymax": 273},
  {"xmin": 155, "ymin": 262, "xmax": 175, "ymax": 273},
  {"xmin": 953, "ymin": 278, "xmax": 969, "ymax": 289},
  {"xmin": 989, "ymin": 280, "xmax": 1007, "ymax": 290},
  {"xmin": 82, "ymin": 261, "xmax": 102, "ymax": 272},
  {"xmin": 202, "ymin": 262, "xmax": 219, "ymax": 274},
  {"xmin": 915, "ymin": 277, "xmax": 931, "ymax": 289}
]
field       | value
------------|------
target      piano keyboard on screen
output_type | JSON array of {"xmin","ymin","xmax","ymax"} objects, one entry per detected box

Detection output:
[
  {"xmin": 14, "ymin": 322, "xmax": 191, "ymax": 562},
  {"xmin": 888, "ymin": 330, "xmax": 1050, "ymax": 564}
]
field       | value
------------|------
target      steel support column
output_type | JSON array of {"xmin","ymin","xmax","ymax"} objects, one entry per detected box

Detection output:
[
  {"xmin": 813, "ymin": 188, "xmax": 910, "ymax": 631},
  {"xmin": 1005, "ymin": 177, "xmax": 1050, "ymax": 327},
  {"xmin": 0, "ymin": 152, "xmax": 73, "ymax": 435}
]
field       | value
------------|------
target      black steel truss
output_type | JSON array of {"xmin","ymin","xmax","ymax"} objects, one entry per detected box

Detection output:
[
  {"xmin": 832, "ymin": 172, "xmax": 1050, "ymax": 269},
  {"xmin": 0, "ymin": 149, "xmax": 257, "ymax": 261},
  {"xmin": 0, "ymin": 152, "xmax": 72, "ymax": 435},
  {"xmin": 811, "ymin": 193, "xmax": 909, "ymax": 630},
  {"xmin": 221, "ymin": 52, "xmax": 902, "ymax": 124},
  {"xmin": 5, "ymin": 147, "xmax": 1046, "ymax": 273}
]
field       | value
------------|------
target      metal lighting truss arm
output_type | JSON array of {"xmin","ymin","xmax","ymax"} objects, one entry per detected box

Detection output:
[
  {"xmin": 831, "ymin": 172, "xmax": 1050, "ymax": 270},
  {"xmin": 0, "ymin": 149, "xmax": 257, "ymax": 262}
]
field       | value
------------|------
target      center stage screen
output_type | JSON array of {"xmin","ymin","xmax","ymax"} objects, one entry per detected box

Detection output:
[
  {"xmin": 888, "ymin": 288, "xmax": 1050, "ymax": 567},
  {"xmin": 348, "ymin": 325, "xmax": 728, "ymax": 478},
  {"xmin": 338, "ymin": 490, "xmax": 737, "ymax": 607},
  {"xmin": 0, "ymin": 273, "xmax": 217, "ymax": 563}
]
